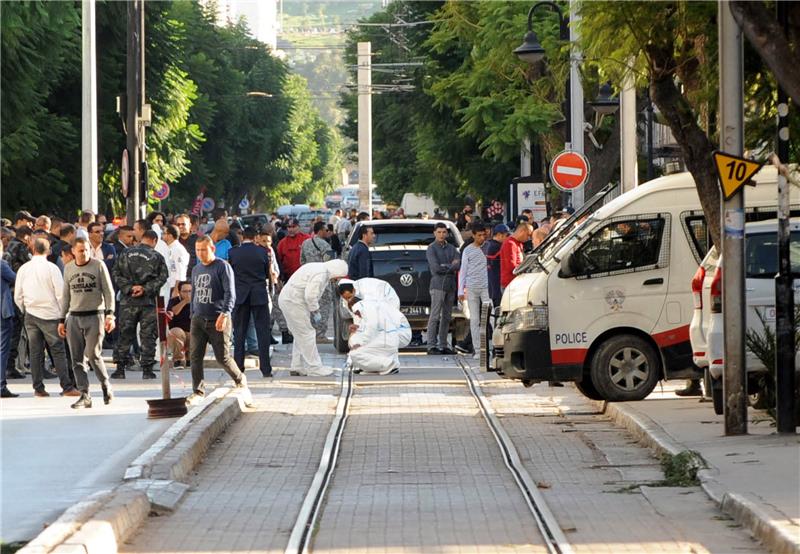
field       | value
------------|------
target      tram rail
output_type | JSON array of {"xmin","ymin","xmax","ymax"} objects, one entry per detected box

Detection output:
[{"xmin": 284, "ymin": 358, "xmax": 574, "ymax": 554}]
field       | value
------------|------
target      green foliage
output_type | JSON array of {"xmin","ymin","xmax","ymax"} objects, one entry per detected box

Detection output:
[
  {"xmin": 1, "ymin": 1, "xmax": 81, "ymax": 214},
  {"xmin": 2, "ymin": 0, "xmax": 343, "ymax": 217}
]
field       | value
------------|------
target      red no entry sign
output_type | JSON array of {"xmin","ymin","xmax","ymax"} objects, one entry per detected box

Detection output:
[{"xmin": 549, "ymin": 150, "xmax": 590, "ymax": 192}]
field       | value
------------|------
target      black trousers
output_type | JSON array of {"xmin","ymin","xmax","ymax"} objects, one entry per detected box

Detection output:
[{"xmin": 233, "ymin": 302, "xmax": 272, "ymax": 376}]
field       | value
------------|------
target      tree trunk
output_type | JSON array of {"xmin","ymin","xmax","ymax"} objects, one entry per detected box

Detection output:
[
  {"xmin": 730, "ymin": 1, "xmax": 800, "ymax": 108},
  {"xmin": 646, "ymin": 44, "xmax": 721, "ymax": 247},
  {"xmin": 584, "ymin": 115, "xmax": 621, "ymax": 198}
]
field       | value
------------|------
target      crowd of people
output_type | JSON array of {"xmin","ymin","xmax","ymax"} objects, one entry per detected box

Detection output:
[{"xmin": 0, "ymin": 203, "xmax": 568, "ymax": 402}]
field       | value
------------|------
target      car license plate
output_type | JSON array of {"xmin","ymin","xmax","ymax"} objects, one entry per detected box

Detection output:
[{"xmin": 401, "ymin": 306, "xmax": 429, "ymax": 316}]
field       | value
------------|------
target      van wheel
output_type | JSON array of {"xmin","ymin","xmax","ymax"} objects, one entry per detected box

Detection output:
[
  {"xmin": 575, "ymin": 375, "xmax": 604, "ymax": 401},
  {"xmin": 590, "ymin": 335, "xmax": 660, "ymax": 401}
]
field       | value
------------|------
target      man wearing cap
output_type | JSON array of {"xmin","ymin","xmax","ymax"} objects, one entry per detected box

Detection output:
[
  {"xmin": 500, "ymin": 217, "xmax": 533, "ymax": 292},
  {"xmin": 483, "ymin": 224, "xmax": 509, "ymax": 306},
  {"xmin": 14, "ymin": 211, "xmax": 36, "ymax": 230}
]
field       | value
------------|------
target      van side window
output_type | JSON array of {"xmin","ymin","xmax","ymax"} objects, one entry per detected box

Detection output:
[{"xmin": 573, "ymin": 217, "xmax": 666, "ymax": 277}]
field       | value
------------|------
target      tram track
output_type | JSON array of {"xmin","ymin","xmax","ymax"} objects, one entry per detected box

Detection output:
[{"xmin": 284, "ymin": 359, "xmax": 575, "ymax": 554}]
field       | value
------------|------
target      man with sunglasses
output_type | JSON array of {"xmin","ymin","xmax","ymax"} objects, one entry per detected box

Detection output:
[{"xmin": 87, "ymin": 222, "xmax": 116, "ymax": 273}]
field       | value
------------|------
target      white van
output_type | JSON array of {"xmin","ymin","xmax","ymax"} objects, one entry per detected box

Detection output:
[{"xmin": 491, "ymin": 167, "xmax": 784, "ymax": 401}]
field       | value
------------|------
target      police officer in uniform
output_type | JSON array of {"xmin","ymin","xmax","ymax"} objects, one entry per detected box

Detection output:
[{"xmin": 111, "ymin": 229, "xmax": 168, "ymax": 379}]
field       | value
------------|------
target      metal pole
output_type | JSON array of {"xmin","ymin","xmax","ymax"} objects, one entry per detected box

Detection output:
[
  {"xmin": 719, "ymin": 2, "xmax": 748, "ymax": 435},
  {"xmin": 138, "ymin": 0, "xmax": 147, "ymax": 215},
  {"xmin": 357, "ymin": 42, "xmax": 373, "ymax": 217},
  {"xmin": 125, "ymin": 0, "xmax": 141, "ymax": 225},
  {"xmin": 619, "ymin": 58, "xmax": 638, "ymax": 193},
  {"xmin": 646, "ymin": 88, "xmax": 655, "ymax": 181},
  {"xmin": 774, "ymin": 0, "xmax": 795, "ymax": 433},
  {"xmin": 81, "ymin": 0, "xmax": 98, "ymax": 214},
  {"xmin": 521, "ymin": 137, "xmax": 532, "ymax": 177},
  {"xmin": 569, "ymin": 0, "xmax": 585, "ymax": 208}
]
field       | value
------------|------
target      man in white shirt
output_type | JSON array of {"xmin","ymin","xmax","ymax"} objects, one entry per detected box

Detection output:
[
  {"xmin": 14, "ymin": 238, "xmax": 79, "ymax": 397},
  {"xmin": 163, "ymin": 224, "xmax": 189, "ymax": 298}
]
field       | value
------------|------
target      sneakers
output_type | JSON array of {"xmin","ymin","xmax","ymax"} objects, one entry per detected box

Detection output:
[
  {"xmin": 173, "ymin": 360, "xmax": 185, "ymax": 370},
  {"xmin": 440, "ymin": 347, "xmax": 455, "ymax": 355},
  {"xmin": 142, "ymin": 370, "xmax": 157, "ymax": 380},
  {"xmin": 305, "ymin": 366, "xmax": 334, "ymax": 377},
  {"xmin": 70, "ymin": 393, "xmax": 92, "ymax": 409},
  {"xmin": 427, "ymin": 346, "xmax": 441, "ymax": 355},
  {"xmin": 455, "ymin": 344, "xmax": 473, "ymax": 355},
  {"xmin": 186, "ymin": 392, "xmax": 205, "ymax": 405},
  {"xmin": 378, "ymin": 365, "xmax": 400, "ymax": 376},
  {"xmin": 102, "ymin": 385, "xmax": 113, "ymax": 405},
  {"xmin": 110, "ymin": 368, "xmax": 126, "ymax": 379}
]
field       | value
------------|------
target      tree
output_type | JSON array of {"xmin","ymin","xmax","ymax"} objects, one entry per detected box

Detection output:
[{"xmin": 1, "ymin": 1, "xmax": 81, "ymax": 215}]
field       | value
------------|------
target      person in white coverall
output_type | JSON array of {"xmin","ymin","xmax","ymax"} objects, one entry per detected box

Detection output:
[
  {"xmin": 279, "ymin": 259, "xmax": 349, "ymax": 376},
  {"xmin": 336, "ymin": 277, "xmax": 400, "ymax": 310},
  {"xmin": 347, "ymin": 299, "xmax": 411, "ymax": 374}
]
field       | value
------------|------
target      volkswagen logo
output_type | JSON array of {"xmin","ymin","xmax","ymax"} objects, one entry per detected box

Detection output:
[{"xmin": 399, "ymin": 273, "xmax": 414, "ymax": 287}]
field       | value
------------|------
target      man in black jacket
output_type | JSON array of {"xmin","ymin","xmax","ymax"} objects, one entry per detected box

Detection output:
[
  {"xmin": 347, "ymin": 225, "xmax": 374, "ymax": 280},
  {"xmin": 229, "ymin": 227, "xmax": 273, "ymax": 377}
]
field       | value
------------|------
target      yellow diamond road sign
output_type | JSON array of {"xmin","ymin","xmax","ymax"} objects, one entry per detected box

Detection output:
[{"xmin": 713, "ymin": 151, "xmax": 765, "ymax": 200}]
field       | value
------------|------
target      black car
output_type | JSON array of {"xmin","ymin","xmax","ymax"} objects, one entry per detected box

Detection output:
[{"xmin": 333, "ymin": 219, "xmax": 468, "ymax": 353}]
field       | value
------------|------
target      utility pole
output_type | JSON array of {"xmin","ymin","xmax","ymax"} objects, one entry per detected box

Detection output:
[
  {"xmin": 719, "ymin": 2, "xmax": 748, "ymax": 435},
  {"xmin": 569, "ymin": 0, "xmax": 585, "ymax": 208},
  {"xmin": 125, "ymin": 0, "xmax": 145, "ymax": 225},
  {"xmin": 81, "ymin": 0, "xmax": 98, "ymax": 214},
  {"xmin": 774, "ymin": 0, "xmax": 796, "ymax": 434},
  {"xmin": 619, "ymin": 58, "xmax": 637, "ymax": 194},
  {"xmin": 357, "ymin": 42, "xmax": 373, "ymax": 217}
]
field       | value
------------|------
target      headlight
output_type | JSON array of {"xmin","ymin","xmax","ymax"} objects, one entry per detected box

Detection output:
[{"xmin": 508, "ymin": 306, "xmax": 548, "ymax": 332}]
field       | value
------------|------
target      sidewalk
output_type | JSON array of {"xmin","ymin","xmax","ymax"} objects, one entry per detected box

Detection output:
[{"xmin": 555, "ymin": 382, "xmax": 799, "ymax": 553}]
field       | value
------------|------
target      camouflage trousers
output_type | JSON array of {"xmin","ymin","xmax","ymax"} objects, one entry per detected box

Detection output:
[
  {"xmin": 312, "ymin": 285, "xmax": 332, "ymax": 338},
  {"xmin": 271, "ymin": 287, "xmax": 288, "ymax": 332},
  {"xmin": 114, "ymin": 303, "xmax": 158, "ymax": 370}
]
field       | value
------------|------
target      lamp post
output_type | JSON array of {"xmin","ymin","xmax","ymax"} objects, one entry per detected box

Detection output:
[{"xmin": 514, "ymin": 2, "xmax": 572, "ymax": 145}]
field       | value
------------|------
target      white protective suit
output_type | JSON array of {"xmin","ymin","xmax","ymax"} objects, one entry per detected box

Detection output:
[
  {"xmin": 279, "ymin": 259, "xmax": 348, "ymax": 375},
  {"xmin": 348, "ymin": 299, "xmax": 411, "ymax": 374}
]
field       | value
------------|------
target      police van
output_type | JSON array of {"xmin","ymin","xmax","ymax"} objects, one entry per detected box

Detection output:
[{"xmin": 490, "ymin": 166, "xmax": 786, "ymax": 401}]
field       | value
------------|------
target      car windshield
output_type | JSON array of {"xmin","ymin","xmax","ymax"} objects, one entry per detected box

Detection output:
[
  {"xmin": 350, "ymin": 224, "xmax": 460, "ymax": 247},
  {"xmin": 745, "ymin": 231, "xmax": 800, "ymax": 278}
]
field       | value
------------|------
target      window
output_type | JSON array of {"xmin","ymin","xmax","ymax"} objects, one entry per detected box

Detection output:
[
  {"xmin": 572, "ymin": 217, "xmax": 666, "ymax": 277},
  {"xmin": 348, "ymin": 224, "xmax": 460, "ymax": 247},
  {"xmin": 745, "ymin": 231, "xmax": 800, "ymax": 278}
]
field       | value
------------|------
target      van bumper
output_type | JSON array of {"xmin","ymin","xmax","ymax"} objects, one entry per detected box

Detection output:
[{"xmin": 498, "ymin": 329, "xmax": 583, "ymax": 383}]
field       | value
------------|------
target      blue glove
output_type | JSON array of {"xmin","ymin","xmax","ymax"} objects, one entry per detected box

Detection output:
[{"xmin": 311, "ymin": 311, "xmax": 322, "ymax": 324}]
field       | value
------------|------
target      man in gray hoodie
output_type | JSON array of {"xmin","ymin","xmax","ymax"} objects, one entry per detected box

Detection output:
[{"xmin": 58, "ymin": 237, "xmax": 116, "ymax": 409}]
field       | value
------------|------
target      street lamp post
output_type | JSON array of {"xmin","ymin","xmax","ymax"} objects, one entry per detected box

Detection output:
[{"xmin": 514, "ymin": 2, "xmax": 572, "ymax": 146}]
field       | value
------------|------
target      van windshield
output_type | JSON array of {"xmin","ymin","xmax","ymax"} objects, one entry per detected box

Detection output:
[{"xmin": 517, "ymin": 184, "xmax": 617, "ymax": 274}]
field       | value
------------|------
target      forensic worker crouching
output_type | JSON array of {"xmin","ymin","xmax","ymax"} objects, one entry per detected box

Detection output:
[{"xmin": 278, "ymin": 259, "xmax": 349, "ymax": 376}]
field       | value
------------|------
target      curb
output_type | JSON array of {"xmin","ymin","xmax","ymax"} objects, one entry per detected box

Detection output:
[
  {"xmin": 592, "ymin": 398, "xmax": 800, "ymax": 554},
  {"xmin": 19, "ymin": 388, "xmax": 250, "ymax": 554}
]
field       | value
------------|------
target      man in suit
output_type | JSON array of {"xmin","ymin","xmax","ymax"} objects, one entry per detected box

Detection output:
[
  {"xmin": 229, "ymin": 227, "xmax": 273, "ymax": 377},
  {"xmin": 87, "ymin": 222, "xmax": 116, "ymax": 273}
]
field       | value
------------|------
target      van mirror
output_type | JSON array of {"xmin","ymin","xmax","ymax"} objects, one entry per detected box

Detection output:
[{"xmin": 559, "ymin": 253, "xmax": 577, "ymax": 278}]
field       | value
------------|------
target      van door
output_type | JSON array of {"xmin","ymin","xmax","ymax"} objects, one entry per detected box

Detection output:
[{"xmin": 548, "ymin": 215, "xmax": 671, "ymax": 386}]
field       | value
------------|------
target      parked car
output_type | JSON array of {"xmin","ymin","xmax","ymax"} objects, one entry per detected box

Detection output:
[
  {"xmin": 332, "ymin": 219, "xmax": 468, "ymax": 353},
  {"xmin": 492, "ymin": 166, "xmax": 787, "ymax": 402},
  {"xmin": 690, "ymin": 218, "xmax": 800, "ymax": 414},
  {"xmin": 240, "ymin": 213, "xmax": 270, "ymax": 230}
]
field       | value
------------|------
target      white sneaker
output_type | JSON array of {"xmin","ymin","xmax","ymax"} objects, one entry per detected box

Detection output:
[
  {"xmin": 305, "ymin": 366, "xmax": 334, "ymax": 377},
  {"xmin": 378, "ymin": 364, "xmax": 400, "ymax": 376}
]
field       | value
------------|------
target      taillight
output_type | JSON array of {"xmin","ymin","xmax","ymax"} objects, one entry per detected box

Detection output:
[
  {"xmin": 710, "ymin": 267, "xmax": 722, "ymax": 313},
  {"xmin": 691, "ymin": 266, "xmax": 706, "ymax": 309}
]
